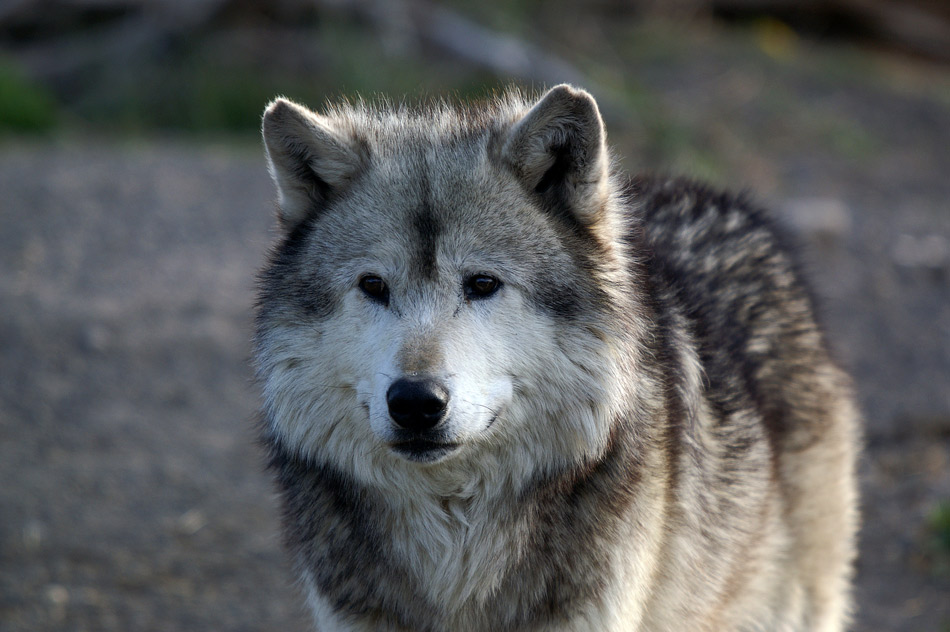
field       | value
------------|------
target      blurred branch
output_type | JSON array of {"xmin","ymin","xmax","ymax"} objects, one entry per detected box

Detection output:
[
  {"xmin": 310, "ymin": 0, "xmax": 589, "ymax": 86},
  {"xmin": 840, "ymin": 0, "xmax": 950, "ymax": 61},
  {"xmin": 0, "ymin": 0, "xmax": 34, "ymax": 26},
  {"xmin": 305, "ymin": 0, "xmax": 627, "ymax": 123},
  {"xmin": 2, "ymin": 0, "xmax": 624, "ymax": 111},
  {"xmin": 2, "ymin": 0, "xmax": 229, "ymax": 82},
  {"xmin": 711, "ymin": 0, "xmax": 950, "ymax": 62},
  {"xmin": 2, "ymin": 0, "xmax": 590, "ymax": 86}
]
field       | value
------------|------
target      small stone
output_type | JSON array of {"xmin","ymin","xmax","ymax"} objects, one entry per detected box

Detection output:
[
  {"xmin": 176, "ymin": 509, "xmax": 207, "ymax": 535},
  {"xmin": 22, "ymin": 520, "xmax": 45, "ymax": 550},
  {"xmin": 893, "ymin": 233, "xmax": 949, "ymax": 269},
  {"xmin": 45, "ymin": 584, "xmax": 69, "ymax": 607},
  {"xmin": 782, "ymin": 198, "xmax": 852, "ymax": 243}
]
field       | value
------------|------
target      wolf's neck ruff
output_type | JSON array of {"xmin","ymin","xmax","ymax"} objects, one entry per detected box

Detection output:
[{"xmin": 264, "ymin": 402, "xmax": 661, "ymax": 626}]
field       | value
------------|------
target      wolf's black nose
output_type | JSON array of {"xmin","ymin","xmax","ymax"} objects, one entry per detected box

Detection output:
[{"xmin": 386, "ymin": 378, "xmax": 449, "ymax": 431}]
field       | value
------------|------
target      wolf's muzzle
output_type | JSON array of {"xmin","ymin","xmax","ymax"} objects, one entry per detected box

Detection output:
[{"xmin": 386, "ymin": 377, "xmax": 449, "ymax": 432}]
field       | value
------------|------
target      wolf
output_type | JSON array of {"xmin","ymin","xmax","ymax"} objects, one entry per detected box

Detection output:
[{"xmin": 253, "ymin": 84, "xmax": 859, "ymax": 631}]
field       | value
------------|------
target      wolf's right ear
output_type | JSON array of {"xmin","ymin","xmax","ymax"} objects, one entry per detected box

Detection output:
[
  {"xmin": 262, "ymin": 98, "xmax": 365, "ymax": 228},
  {"xmin": 498, "ymin": 85, "xmax": 610, "ymax": 227}
]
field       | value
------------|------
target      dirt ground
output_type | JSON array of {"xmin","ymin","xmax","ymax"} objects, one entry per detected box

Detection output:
[{"xmin": 2, "ymin": 52, "xmax": 949, "ymax": 632}]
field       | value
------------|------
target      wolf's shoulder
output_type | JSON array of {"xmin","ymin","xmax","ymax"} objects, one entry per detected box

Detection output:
[
  {"xmin": 627, "ymin": 176, "xmax": 806, "ymax": 296},
  {"xmin": 627, "ymin": 176, "xmax": 825, "ymax": 407},
  {"xmin": 629, "ymin": 176, "xmax": 791, "ymax": 259}
]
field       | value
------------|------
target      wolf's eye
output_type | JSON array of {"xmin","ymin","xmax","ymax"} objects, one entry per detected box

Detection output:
[
  {"xmin": 464, "ymin": 274, "xmax": 501, "ymax": 299},
  {"xmin": 358, "ymin": 275, "xmax": 389, "ymax": 304}
]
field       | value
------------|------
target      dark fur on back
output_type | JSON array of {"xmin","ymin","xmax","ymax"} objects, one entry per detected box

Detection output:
[{"xmin": 635, "ymin": 177, "xmax": 837, "ymax": 453}]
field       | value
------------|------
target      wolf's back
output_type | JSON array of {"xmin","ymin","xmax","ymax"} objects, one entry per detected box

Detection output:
[{"xmin": 635, "ymin": 176, "xmax": 860, "ymax": 630}]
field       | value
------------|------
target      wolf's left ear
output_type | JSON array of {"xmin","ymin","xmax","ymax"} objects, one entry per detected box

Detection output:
[
  {"xmin": 262, "ymin": 98, "xmax": 366, "ymax": 229},
  {"xmin": 499, "ymin": 84, "xmax": 610, "ymax": 226}
]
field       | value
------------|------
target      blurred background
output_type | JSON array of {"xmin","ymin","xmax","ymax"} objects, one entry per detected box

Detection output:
[{"xmin": 1, "ymin": 1, "xmax": 948, "ymax": 630}]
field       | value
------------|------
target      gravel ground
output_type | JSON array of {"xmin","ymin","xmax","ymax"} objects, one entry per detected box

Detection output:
[{"xmin": 1, "ymin": 63, "xmax": 949, "ymax": 630}]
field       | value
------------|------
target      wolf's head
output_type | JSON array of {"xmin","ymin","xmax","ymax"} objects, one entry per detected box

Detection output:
[{"xmin": 255, "ymin": 86, "xmax": 647, "ymax": 486}]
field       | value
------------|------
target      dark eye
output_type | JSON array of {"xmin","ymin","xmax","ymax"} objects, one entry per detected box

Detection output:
[
  {"xmin": 464, "ymin": 274, "xmax": 501, "ymax": 299},
  {"xmin": 358, "ymin": 275, "xmax": 389, "ymax": 304}
]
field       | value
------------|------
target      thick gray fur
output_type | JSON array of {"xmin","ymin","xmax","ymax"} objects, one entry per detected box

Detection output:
[{"xmin": 254, "ymin": 85, "xmax": 859, "ymax": 631}]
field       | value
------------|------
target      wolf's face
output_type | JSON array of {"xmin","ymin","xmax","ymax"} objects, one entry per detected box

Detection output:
[
  {"xmin": 257, "ymin": 87, "xmax": 637, "ymax": 476},
  {"xmin": 302, "ymin": 153, "xmax": 546, "ymax": 464}
]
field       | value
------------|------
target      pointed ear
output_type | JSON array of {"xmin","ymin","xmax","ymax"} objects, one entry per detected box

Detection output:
[
  {"xmin": 261, "ymin": 98, "xmax": 366, "ymax": 228},
  {"xmin": 499, "ymin": 85, "xmax": 611, "ymax": 226}
]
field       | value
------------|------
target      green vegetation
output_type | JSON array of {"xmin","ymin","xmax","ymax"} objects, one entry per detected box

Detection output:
[
  {"xmin": 0, "ymin": 59, "xmax": 58, "ymax": 134},
  {"xmin": 924, "ymin": 499, "xmax": 950, "ymax": 577}
]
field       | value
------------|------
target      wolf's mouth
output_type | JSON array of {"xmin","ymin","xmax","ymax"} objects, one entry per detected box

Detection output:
[{"xmin": 390, "ymin": 439, "xmax": 460, "ymax": 463}]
